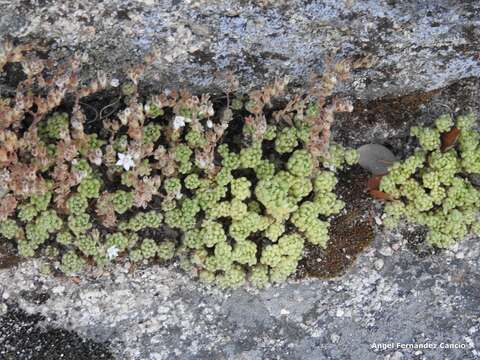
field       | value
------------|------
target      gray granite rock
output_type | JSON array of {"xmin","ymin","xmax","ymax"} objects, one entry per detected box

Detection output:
[
  {"xmin": 0, "ymin": 230, "xmax": 478, "ymax": 360},
  {"xmin": 1, "ymin": 0, "xmax": 479, "ymax": 99}
]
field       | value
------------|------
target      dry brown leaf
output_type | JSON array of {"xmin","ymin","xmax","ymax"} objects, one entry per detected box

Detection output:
[
  {"xmin": 441, "ymin": 127, "xmax": 461, "ymax": 151},
  {"xmin": 369, "ymin": 189, "xmax": 393, "ymax": 201},
  {"xmin": 367, "ymin": 175, "xmax": 385, "ymax": 191}
]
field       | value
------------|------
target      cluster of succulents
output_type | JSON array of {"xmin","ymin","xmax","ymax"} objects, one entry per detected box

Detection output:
[
  {"xmin": 0, "ymin": 44, "xmax": 360, "ymax": 288},
  {"xmin": 159, "ymin": 104, "xmax": 358, "ymax": 288},
  {"xmin": 1, "ymin": 88, "xmax": 359, "ymax": 288},
  {"xmin": 380, "ymin": 113, "xmax": 480, "ymax": 248},
  {"xmin": 0, "ymin": 108, "xmax": 177, "ymax": 274}
]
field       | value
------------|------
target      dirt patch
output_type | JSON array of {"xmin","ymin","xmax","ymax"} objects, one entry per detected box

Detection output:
[
  {"xmin": 297, "ymin": 165, "xmax": 375, "ymax": 279},
  {"xmin": 351, "ymin": 89, "xmax": 440, "ymax": 129},
  {"xmin": 0, "ymin": 254, "xmax": 22, "ymax": 270},
  {"xmin": 0, "ymin": 242, "xmax": 22, "ymax": 270}
]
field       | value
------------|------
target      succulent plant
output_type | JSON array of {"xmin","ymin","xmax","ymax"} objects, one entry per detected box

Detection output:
[
  {"xmin": 60, "ymin": 251, "xmax": 85, "ymax": 274},
  {"xmin": 110, "ymin": 190, "xmax": 133, "ymax": 214},
  {"xmin": 161, "ymin": 118, "xmax": 357, "ymax": 288},
  {"xmin": 0, "ymin": 219, "xmax": 20, "ymax": 240},
  {"xmin": 380, "ymin": 113, "xmax": 480, "ymax": 248}
]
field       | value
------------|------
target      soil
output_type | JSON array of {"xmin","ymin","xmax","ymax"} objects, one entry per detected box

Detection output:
[
  {"xmin": 0, "ymin": 254, "xmax": 22, "ymax": 270},
  {"xmin": 350, "ymin": 88, "xmax": 440, "ymax": 129},
  {"xmin": 296, "ymin": 165, "xmax": 375, "ymax": 279},
  {"xmin": 0, "ymin": 242, "xmax": 22, "ymax": 270}
]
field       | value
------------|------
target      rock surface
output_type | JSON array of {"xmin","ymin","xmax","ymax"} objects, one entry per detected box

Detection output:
[
  {"xmin": 0, "ymin": 0, "xmax": 479, "ymax": 98},
  {"xmin": 0, "ymin": 231, "xmax": 478, "ymax": 360}
]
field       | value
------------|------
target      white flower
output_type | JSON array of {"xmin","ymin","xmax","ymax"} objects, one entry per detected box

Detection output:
[
  {"xmin": 107, "ymin": 245, "xmax": 119, "ymax": 260},
  {"xmin": 110, "ymin": 78, "xmax": 120, "ymax": 87},
  {"xmin": 206, "ymin": 119, "xmax": 213, "ymax": 128},
  {"xmin": 116, "ymin": 153, "xmax": 135, "ymax": 171},
  {"xmin": 173, "ymin": 116, "xmax": 187, "ymax": 130}
]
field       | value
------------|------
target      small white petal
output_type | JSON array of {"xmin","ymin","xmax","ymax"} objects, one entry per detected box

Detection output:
[
  {"xmin": 206, "ymin": 120, "xmax": 213, "ymax": 128},
  {"xmin": 107, "ymin": 245, "xmax": 119, "ymax": 260},
  {"xmin": 173, "ymin": 116, "xmax": 186, "ymax": 129},
  {"xmin": 116, "ymin": 153, "xmax": 135, "ymax": 171}
]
